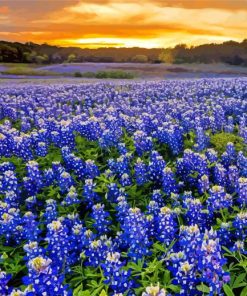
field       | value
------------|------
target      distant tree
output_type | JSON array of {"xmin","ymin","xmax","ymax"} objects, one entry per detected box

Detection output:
[
  {"xmin": 35, "ymin": 54, "xmax": 48, "ymax": 64},
  {"xmin": 159, "ymin": 49, "xmax": 175, "ymax": 64},
  {"xmin": 131, "ymin": 54, "xmax": 148, "ymax": 63},
  {"xmin": 51, "ymin": 53, "xmax": 63, "ymax": 63},
  {"xmin": 67, "ymin": 54, "xmax": 76, "ymax": 63},
  {"xmin": 24, "ymin": 51, "xmax": 37, "ymax": 63}
]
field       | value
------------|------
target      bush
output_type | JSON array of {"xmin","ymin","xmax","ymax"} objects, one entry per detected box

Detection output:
[
  {"xmin": 210, "ymin": 132, "xmax": 245, "ymax": 154},
  {"xmin": 73, "ymin": 70, "xmax": 134, "ymax": 79},
  {"xmin": 95, "ymin": 70, "xmax": 134, "ymax": 79},
  {"xmin": 74, "ymin": 71, "xmax": 82, "ymax": 77}
]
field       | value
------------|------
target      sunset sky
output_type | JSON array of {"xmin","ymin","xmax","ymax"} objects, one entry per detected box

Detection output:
[{"xmin": 0, "ymin": 0, "xmax": 247, "ymax": 48}]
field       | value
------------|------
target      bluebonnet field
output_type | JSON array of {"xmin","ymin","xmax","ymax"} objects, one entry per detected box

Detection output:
[{"xmin": 0, "ymin": 78, "xmax": 246, "ymax": 296}]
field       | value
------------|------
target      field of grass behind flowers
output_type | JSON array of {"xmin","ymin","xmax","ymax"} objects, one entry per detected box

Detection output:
[{"xmin": 0, "ymin": 79, "xmax": 246, "ymax": 296}]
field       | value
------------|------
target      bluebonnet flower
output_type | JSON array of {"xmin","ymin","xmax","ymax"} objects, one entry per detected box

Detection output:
[
  {"xmin": 13, "ymin": 135, "xmax": 33, "ymax": 160},
  {"xmin": 198, "ymin": 174, "xmax": 209, "ymax": 194},
  {"xmin": 119, "ymin": 173, "xmax": 132, "ymax": 187},
  {"xmin": 155, "ymin": 207, "xmax": 177, "ymax": 246},
  {"xmin": 43, "ymin": 168, "xmax": 55, "ymax": 187},
  {"xmin": 198, "ymin": 229, "xmax": 230, "ymax": 295},
  {"xmin": 25, "ymin": 196, "xmax": 37, "ymax": 211},
  {"xmin": 122, "ymin": 207, "xmax": 151, "ymax": 261},
  {"xmin": 62, "ymin": 153, "xmax": 85, "ymax": 178},
  {"xmin": 116, "ymin": 196, "xmax": 130, "ymax": 223},
  {"xmin": 179, "ymin": 225, "xmax": 201, "ymax": 262},
  {"xmin": 176, "ymin": 149, "xmax": 208, "ymax": 187},
  {"xmin": 237, "ymin": 177, "xmax": 247, "ymax": 206},
  {"xmin": 227, "ymin": 165, "xmax": 239, "ymax": 193},
  {"xmin": 24, "ymin": 255, "xmax": 71, "ymax": 295},
  {"xmin": 26, "ymin": 161, "xmax": 41, "ymax": 180},
  {"xmin": 231, "ymin": 240, "xmax": 246, "ymax": 254},
  {"xmin": 183, "ymin": 199, "xmax": 205, "ymax": 227},
  {"xmin": 0, "ymin": 133, "xmax": 11, "ymax": 158},
  {"xmin": 0, "ymin": 269, "xmax": 11, "ymax": 296},
  {"xmin": 142, "ymin": 283, "xmax": 166, "ymax": 296},
  {"xmin": 1, "ymin": 170, "xmax": 18, "ymax": 194},
  {"xmin": 4, "ymin": 190, "xmax": 19, "ymax": 207},
  {"xmin": 133, "ymin": 130, "xmax": 153, "ymax": 156},
  {"xmin": 0, "ymin": 208, "xmax": 22, "ymax": 245},
  {"xmin": 83, "ymin": 179, "xmax": 101, "ymax": 208},
  {"xmin": 42, "ymin": 199, "xmax": 58, "ymax": 225},
  {"xmin": 35, "ymin": 141, "xmax": 48, "ymax": 157},
  {"xmin": 134, "ymin": 158, "xmax": 148, "ymax": 185},
  {"xmin": 23, "ymin": 241, "xmax": 44, "ymax": 261},
  {"xmin": 194, "ymin": 126, "xmax": 209, "ymax": 151},
  {"xmin": 0, "ymin": 161, "xmax": 15, "ymax": 173},
  {"xmin": 85, "ymin": 239, "xmax": 108, "ymax": 267},
  {"xmin": 225, "ymin": 142, "xmax": 236, "ymax": 163},
  {"xmin": 207, "ymin": 186, "xmax": 232, "ymax": 212},
  {"xmin": 59, "ymin": 120, "xmax": 75, "ymax": 150},
  {"xmin": 22, "ymin": 211, "xmax": 40, "ymax": 241},
  {"xmin": 107, "ymin": 183, "xmax": 121, "ymax": 203},
  {"xmin": 46, "ymin": 220, "xmax": 70, "ymax": 271},
  {"xmin": 205, "ymin": 148, "xmax": 218, "ymax": 164},
  {"xmin": 237, "ymin": 152, "xmax": 247, "ymax": 177},
  {"xmin": 218, "ymin": 222, "xmax": 232, "ymax": 247},
  {"xmin": 162, "ymin": 167, "xmax": 178, "ymax": 196},
  {"xmin": 62, "ymin": 186, "xmax": 80, "ymax": 206},
  {"xmin": 117, "ymin": 142, "xmax": 128, "ymax": 154},
  {"xmin": 115, "ymin": 154, "xmax": 131, "ymax": 176},
  {"xmin": 101, "ymin": 252, "xmax": 133, "ymax": 293},
  {"xmin": 224, "ymin": 116, "xmax": 234, "ymax": 133},
  {"xmin": 213, "ymin": 163, "xmax": 227, "ymax": 187},
  {"xmin": 91, "ymin": 203, "xmax": 110, "ymax": 235},
  {"xmin": 148, "ymin": 151, "xmax": 166, "ymax": 183},
  {"xmin": 58, "ymin": 171, "xmax": 74, "ymax": 193},
  {"xmin": 174, "ymin": 261, "xmax": 196, "ymax": 295},
  {"xmin": 150, "ymin": 190, "xmax": 164, "ymax": 207},
  {"xmin": 85, "ymin": 159, "xmax": 100, "ymax": 179},
  {"xmin": 233, "ymin": 211, "xmax": 247, "ymax": 240}
]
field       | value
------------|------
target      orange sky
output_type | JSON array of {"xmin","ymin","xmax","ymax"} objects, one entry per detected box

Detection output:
[{"xmin": 0, "ymin": 0, "xmax": 247, "ymax": 48}]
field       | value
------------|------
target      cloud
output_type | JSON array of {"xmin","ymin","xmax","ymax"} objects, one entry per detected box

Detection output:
[
  {"xmin": 0, "ymin": 0, "xmax": 246, "ymax": 48},
  {"xmin": 0, "ymin": 6, "xmax": 9, "ymax": 14}
]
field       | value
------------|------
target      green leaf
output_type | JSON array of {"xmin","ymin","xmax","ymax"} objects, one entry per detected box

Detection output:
[
  {"xmin": 167, "ymin": 284, "xmax": 180, "ymax": 293},
  {"xmin": 99, "ymin": 290, "xmax": 107, "ymax": 296},
  {"xmin": 73, "ymin": 284, "xmax": 83, "ymax": 296},
  {"xmin": 196, "ymin": 283, "xmax": 210, "ymax": 294},
  {"xmin": 153, "ymin": 242, "xmax": 166, "ymax": 252},
  {"xmin": 240, "ymin": 286, "xmax": 247, "ymax": 296},
  {"xmin": 163, "ymin": 270, "xmax": 171, "ymax": 284},
  {"xmin": 77, "ymin": 291, "xmax": 90, "ymax": 296},
  {"xmin": 223, "ymin": 284, "xmax": 235, "ymax": 296},
  {"xmin": 232, "ymin": 273, "xmax": 246, "ymax": 288}
]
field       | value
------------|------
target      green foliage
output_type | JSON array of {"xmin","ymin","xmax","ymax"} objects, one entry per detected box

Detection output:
[
  {"xmin": 2, "ymin": 64, "xmax": 59, "ymax": 76},
  {"xmin": 67, "ymin": 54, "xmax": 76, "ymax": 63},
  {"xmin": 73, "ymin": 70, "xmax": 135, "ymax": 79},
  {"xmin": 184, "ymin": 131, "xmax": 196, "ymax": 149},
  {"xmin": 74, "ymin": 71, "xmax": 83, "ymax": 77},
  {"xmin": 210, "ymin": 132, "xmax": 245, "ymax": 154}
]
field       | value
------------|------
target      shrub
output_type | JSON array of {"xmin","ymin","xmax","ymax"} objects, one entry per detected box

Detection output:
[
  {"xmin": 95, "ymin": 70, "xmax": 134, "ymax": 79},
  {"xmin": 210, "ymin": 132, "xmax": 245, "ymax": 154},
  {"xmin": 74, "ymin": 71, "xmax": 82, "ymax": 77}
]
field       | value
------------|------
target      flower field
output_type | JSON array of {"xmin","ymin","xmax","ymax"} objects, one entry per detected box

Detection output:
[{"xmin": 0, "ymin": 78, "xmax": 246, "ymax": 296}]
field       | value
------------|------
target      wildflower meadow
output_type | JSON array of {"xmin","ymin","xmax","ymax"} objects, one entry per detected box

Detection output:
[{"xmin": 0, "ymin": 78, "xmax": 246, "ymax": 296}]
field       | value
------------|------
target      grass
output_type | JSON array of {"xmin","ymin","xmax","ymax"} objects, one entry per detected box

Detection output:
[
  {"xmin": 210, "ymin": 132, "xmax": 246, "ymax": 154},
  {"xmin": 0, "ymin": 64, "xmax": 62, "ymax": 76}
]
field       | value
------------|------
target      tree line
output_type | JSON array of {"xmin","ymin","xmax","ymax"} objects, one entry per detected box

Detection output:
[{"xmin": 0, "ymin": 39, "xmax": 247, "ymax": 65}]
